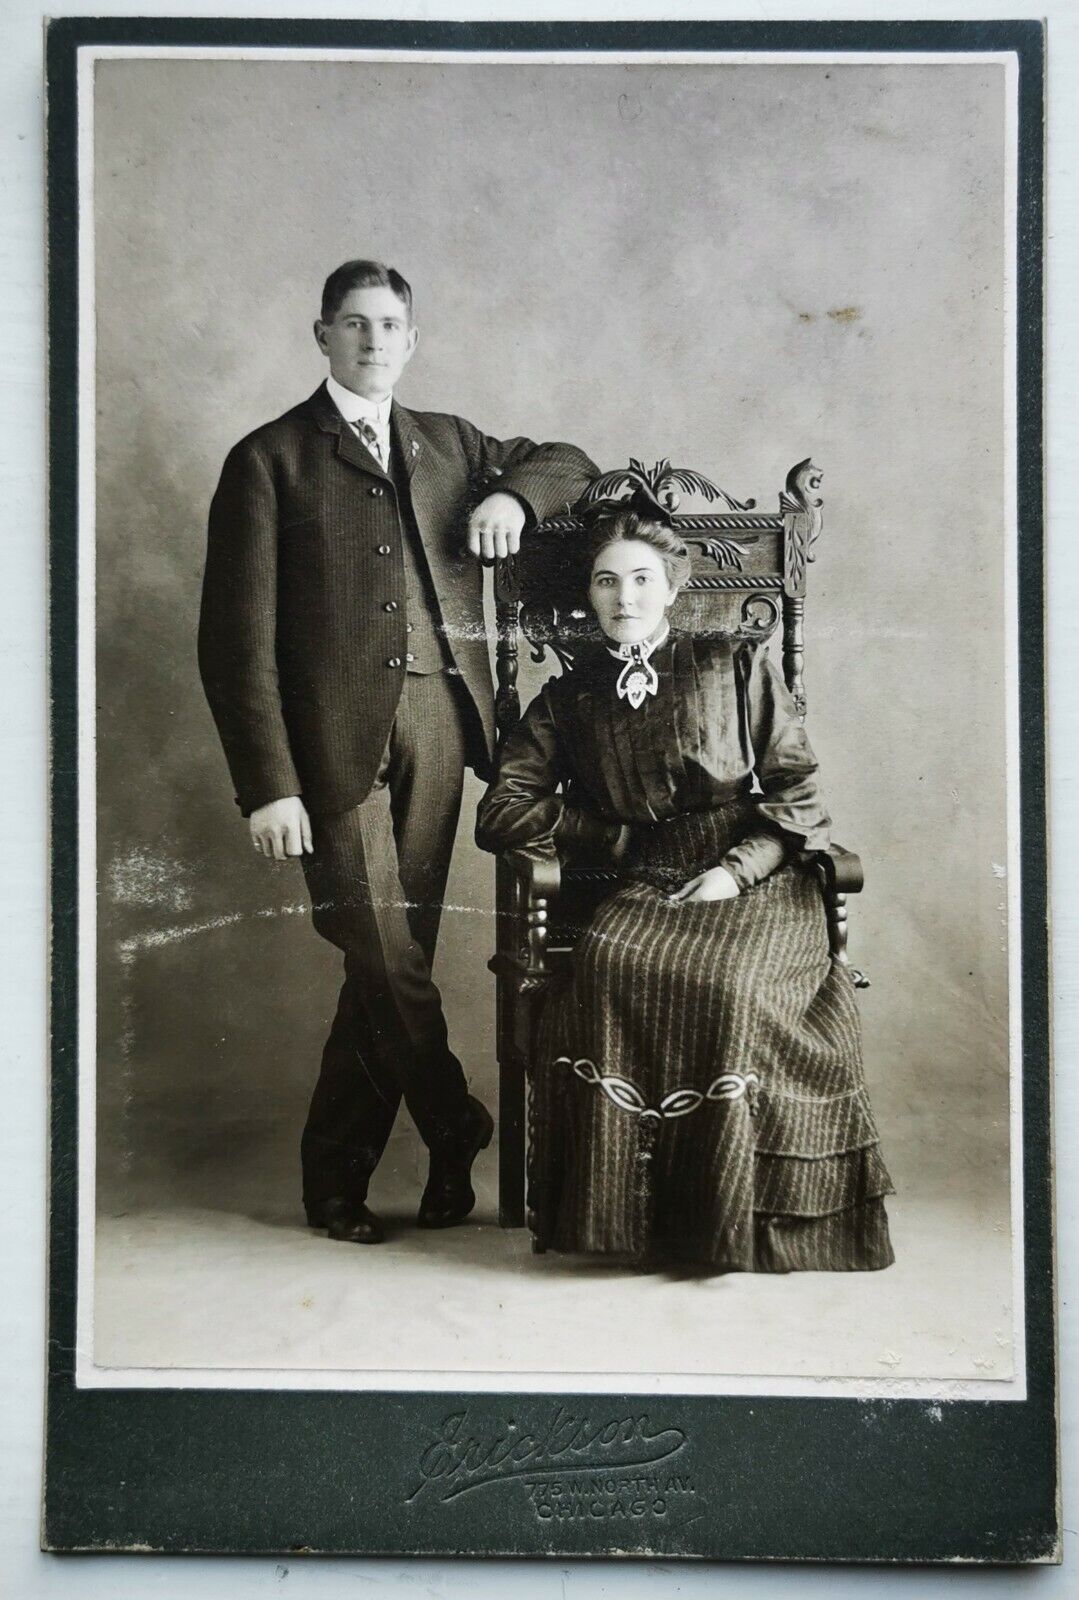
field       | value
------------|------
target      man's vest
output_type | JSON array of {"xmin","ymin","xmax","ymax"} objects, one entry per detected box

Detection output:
[{"xmin": 388, "ymin": 432, "xmax": 453, "ymax": 676}]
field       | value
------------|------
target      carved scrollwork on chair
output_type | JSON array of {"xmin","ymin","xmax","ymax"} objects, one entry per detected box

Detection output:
[
  {"xmin": 738, "ymin": 593, "xmax": 781, "ymax": 638},
  {"xmin": 519, "ymin": 601, "xmax": 585, "ymax": 672},
  {"xmin": 577, "ymin": 456, "xmax": 757, "ymax": 518}
]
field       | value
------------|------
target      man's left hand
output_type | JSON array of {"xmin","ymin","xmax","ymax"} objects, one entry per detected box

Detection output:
[{"xmin": 467, "ymin": 492, "xmax": 526, "ymax": 561}]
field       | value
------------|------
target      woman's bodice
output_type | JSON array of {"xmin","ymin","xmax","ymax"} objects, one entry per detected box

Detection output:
[{"xmin": 476, "ymin": 629, "xmax": 832, "ymax": 890}]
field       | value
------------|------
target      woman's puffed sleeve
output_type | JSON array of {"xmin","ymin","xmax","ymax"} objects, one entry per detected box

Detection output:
[
  {"xmin": 475, "ymin": 682, "xmax": 623, "ymax": 858},
  {"xmin": 718, "ymin": 644, "xmax": 832, "ymax": 890}
]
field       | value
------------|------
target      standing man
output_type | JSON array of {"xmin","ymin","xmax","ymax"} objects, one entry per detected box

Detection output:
[{"xmin": 198, "ymin": 260, "xmax": 596, "ymax": 1244}]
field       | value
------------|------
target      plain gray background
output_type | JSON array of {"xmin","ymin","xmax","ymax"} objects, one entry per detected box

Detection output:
[
  {"xmin": 93, "ymin": 53, "xmax": 1010, "ymax": 1248},
  {"xmin": 1, "ymin": 0, "xmax": 1074, "ymax": 1593}
]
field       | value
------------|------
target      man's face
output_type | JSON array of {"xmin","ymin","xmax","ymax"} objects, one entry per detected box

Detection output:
[{"xmin": 314, "ymin": 285, "xmax": 417, "ymax": 400}]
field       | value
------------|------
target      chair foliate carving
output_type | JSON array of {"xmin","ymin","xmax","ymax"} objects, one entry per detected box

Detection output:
[{"xmin": 780, "ymin": 458, "xmax": 825, "ymax": 596}]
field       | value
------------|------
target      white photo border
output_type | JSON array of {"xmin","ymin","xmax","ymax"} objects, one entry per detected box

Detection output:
[{"xmin": 74, "ymin": 42, "xmax": 1026, "ymax": 1401}]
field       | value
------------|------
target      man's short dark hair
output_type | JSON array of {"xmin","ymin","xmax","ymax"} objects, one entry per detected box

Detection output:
[{"xmin": 320, "ymin": 259, "xmax": 414, "ymax": 323}]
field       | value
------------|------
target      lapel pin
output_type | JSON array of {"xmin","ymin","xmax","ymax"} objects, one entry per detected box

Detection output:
[{"xmin": 411, "ymin": 440, "xmax": 420, "ymax": 457}]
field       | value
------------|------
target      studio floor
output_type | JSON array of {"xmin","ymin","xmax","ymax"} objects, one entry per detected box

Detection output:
[{"xmin": 91, "ymin": 1117, "xmax": 1016, "ymax": 1390}]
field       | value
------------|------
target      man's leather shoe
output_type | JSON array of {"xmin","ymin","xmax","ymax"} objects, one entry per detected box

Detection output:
[
  {"xmin": 307, "ymin": 1197, "xmax": 385, "ymax": 1245},
  {"xmin": 417, "ymin": 1096, "xmax": 494, "ymax": 1229}
]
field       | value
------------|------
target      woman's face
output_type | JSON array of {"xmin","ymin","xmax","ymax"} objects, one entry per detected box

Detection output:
[{"xmin": 588, "ymin": 538, "xmax": 679, "ymax": 648}]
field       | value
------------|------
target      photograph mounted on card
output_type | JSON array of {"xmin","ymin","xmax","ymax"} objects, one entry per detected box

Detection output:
[{"xmin": 44, "ymin": 15, "xmax": 1056, "ymax": 1561}]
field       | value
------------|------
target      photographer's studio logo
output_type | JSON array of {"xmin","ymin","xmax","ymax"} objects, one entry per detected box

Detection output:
[{"xmin": 408, "ymin": 1406, "xmax": 697, "ymax": 1525}]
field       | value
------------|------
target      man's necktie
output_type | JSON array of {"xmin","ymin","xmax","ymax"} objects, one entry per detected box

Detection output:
[{"xmin": 353, "ymin": 418, "xmax": 384, "ymax": 469}]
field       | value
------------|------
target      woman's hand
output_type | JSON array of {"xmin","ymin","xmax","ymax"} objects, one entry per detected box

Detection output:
[{"xmin": 667, "ymin": 866, "xmax": 741, "ymax": 904}]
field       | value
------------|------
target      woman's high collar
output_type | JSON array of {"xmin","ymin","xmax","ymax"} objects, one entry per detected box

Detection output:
[{"xmin": 604, "ymin": 619, "xmax": 671, "ymax": 663}]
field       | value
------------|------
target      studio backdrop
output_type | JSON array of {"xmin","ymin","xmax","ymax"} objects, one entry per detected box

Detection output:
[{"xmin": 88, "ymin": 54, "xmax": 1014, "ymax": 1383}]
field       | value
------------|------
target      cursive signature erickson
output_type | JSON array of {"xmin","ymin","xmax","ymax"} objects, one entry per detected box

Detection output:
[{"xmin": 407, "ymin": 1406, "xmax": 687, "ymax": 1504}]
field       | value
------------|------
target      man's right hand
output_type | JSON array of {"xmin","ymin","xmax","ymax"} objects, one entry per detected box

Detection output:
[{"xmin": 250, "ymin": 796, "xmax": 313, "ymax": 861}]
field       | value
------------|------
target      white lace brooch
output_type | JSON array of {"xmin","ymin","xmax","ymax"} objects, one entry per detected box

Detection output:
[{"xmin": 606, "ymin": 624, "xmax": 668, "ymax": 710}]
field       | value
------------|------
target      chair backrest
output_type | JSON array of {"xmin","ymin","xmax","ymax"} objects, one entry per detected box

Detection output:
[{"xmin": 492, "ymin": 457, "xmax": 824, "ymax": 736}]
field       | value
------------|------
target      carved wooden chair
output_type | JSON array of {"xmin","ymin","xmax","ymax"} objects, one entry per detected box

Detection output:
[{"xmin": 488, "ymin": 459, "xmax": 867, "ymax": 1232}]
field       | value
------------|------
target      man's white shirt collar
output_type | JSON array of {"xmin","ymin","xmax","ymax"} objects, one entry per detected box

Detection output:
[{"xmin": 326, "ymin": 374, "xmax": 392, "ymax": 430}]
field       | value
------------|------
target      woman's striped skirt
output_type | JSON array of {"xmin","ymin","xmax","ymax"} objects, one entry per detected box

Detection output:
[{"xmin": 531, "ymin": 806, "xmax": 895, "ymax": 1272}]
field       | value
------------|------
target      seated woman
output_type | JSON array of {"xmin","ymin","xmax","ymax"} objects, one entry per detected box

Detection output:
[{"xmin": 475, "ymin": 509, "xmax": 895, "ymax": 1273}]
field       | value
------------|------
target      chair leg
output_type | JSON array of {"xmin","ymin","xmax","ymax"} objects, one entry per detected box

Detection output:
[{"xmin": 498, "ymin": 1044, "xmax": 526, "ymax": 1228}]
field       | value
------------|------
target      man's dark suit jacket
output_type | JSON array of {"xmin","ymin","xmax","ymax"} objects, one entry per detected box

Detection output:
[{"xmin": 198, "ymin": 382, "xmax": 596, "ymax": 817}]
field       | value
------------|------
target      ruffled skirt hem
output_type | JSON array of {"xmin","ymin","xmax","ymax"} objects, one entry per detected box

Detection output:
[{"xmin": 539, "ymin": 1194, "xmax": 895, "ymax": 1274}]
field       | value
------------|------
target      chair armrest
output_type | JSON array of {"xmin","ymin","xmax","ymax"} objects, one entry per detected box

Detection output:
[
  {"xmin": 504, "ymin": 845, "xmax": 562, "ymax": 903},
  {"xmin": 490, "ymin": 846, "xmax": 562, "ymax": 989},
  {"xmin": 811, "ymin": 844, "xmax": 869, "ymax": 988},
  {"xmin": 811, "ymin": 843, "xmax": 864, "ymax": 896}
]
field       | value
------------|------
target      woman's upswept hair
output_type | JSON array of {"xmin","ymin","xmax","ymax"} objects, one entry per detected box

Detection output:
[{"xmin": 583, "ymin": 509, "xmax": 693, "ymax": 593}]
